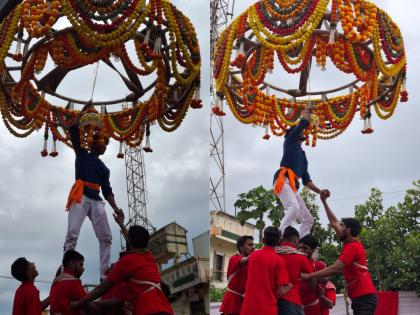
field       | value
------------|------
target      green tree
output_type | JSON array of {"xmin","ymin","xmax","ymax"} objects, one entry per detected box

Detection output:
[
  {"xmin": 210, "ymin": 285, "xmax": 227, "ymax": 302},
  {"xmin": 235, "ymin": 185, "xmax": 282, "ymax": 243},
  {"xmin": 355, "ymin": 180, "xmax": 420, "ymax": 293}
]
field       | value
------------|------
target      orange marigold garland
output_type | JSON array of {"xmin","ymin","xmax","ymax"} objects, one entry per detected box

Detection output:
[
  {"xmin": 213, "ymin": 0, "xmax": 407, "ymax": 146},
  {"xmin": 0, "ymin": 0, "xmax": 201, "ymax": 157}
]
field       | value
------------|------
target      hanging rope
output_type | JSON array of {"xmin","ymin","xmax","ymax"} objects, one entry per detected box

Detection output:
[{"xmin": 90, "ymin": 62, "xmax": 100, "ymax": 101}]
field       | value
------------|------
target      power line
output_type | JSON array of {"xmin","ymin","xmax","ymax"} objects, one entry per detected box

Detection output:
[
  {"xmin": 329, "ymin": 189, "xmax": 407, "ymax": 202},
  {"xmin": 0, "ymin": 275, "xmax": 52, "ymax": 284}
]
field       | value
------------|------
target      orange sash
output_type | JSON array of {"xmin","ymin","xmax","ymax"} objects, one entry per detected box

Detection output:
[
  {"xmin": 65, "ymin": 179, "xmax": 100, "ymax": 211},
  {"xmin": 273, "ymin": 167, "xmax": 299, "ymax": 195}
]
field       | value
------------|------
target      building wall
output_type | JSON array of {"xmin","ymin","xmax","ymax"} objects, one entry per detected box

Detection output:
[
  {"xmin": 193, "ymin": 231, "xmax": 210, "ymax": 258},
  {"xmin": 209, "ymin": 211, "xmax": 255, "ymax": 289}
]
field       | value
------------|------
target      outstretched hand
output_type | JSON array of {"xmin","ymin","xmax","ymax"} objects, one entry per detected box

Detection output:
[
  {"xmin": 112, "ymin": 209, "xmax": 125, "ymax": 226},
  {"xmin": 320, "ymin": 189, "xmax": 330, "ymax": 200}
]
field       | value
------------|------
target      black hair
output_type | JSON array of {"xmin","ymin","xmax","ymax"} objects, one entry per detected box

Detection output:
[
  {"xmin": 236, "ymin": 235, "xmax": 254, "ymax": 252},
  {"xmin": 62, "ymin": 250, "xmax": 84, "ymax": 268},
  {"xmin": 128, "ymin": 225, "xmax": 150, "ymax": 249},
  {"xmin": 11, "ymin": 257, "xmax": 29, "ymax": 282},
  {"xmin": 341, "ymin": 218, "xmax": 361, "ymax": 237},
  {"xmin": 263, "ymin": 226, "xmax": 281, "ymax": 247},
  {"xmin": 299, "ymin": 234, "xmax": 318, "ymax": 249},
  {"xmin": 282, "ymin": 226, "xmax": 300, "ymax": 241}
]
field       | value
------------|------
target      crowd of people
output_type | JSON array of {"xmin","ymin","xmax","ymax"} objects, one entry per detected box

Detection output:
[
  {"xmin": 221, "ymin": 109, "xmax": 377, "ymax": 315},
  {"xmin": 220, "ymin": 194, "xmax": 377, "ymax": 315},
  {"xmin": 10, "ymin": 104, "xmax": 174, "ymax": 315},
  {"xmin": 11, "ymin": 220, "xmax": 174, "ymax": 315}
]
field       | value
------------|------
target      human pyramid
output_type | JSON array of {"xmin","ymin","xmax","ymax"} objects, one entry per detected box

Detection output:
[
  {"xmin": 220, "ymin": 108, "xmax": 377, "ymax": 315},
  {"xmin": 10, "ymin": 105, "xmax": 174, "ymax": 315}
]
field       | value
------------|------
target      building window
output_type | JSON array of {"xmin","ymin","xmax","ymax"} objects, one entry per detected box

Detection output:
[{"xmin": 213, "ymin": 252, "xmax": 224, "ymax": 282}]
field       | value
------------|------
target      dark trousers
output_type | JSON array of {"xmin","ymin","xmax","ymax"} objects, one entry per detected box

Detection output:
[
  {"xmin": 351, "ymin": 294, "xmax": 377, "ymax": 315},
  {"xmin": 278, "ymin": 299, "xmax": 305, "ymax": 315}
]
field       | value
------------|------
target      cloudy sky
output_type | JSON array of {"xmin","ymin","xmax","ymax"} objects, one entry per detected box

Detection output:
[
  {"xmin": 222, "ymin": 0, "xmax": 420, "ymax": 227},
  {"xmin": 0, "ymin": 0, "xmax": 209, "ymax": 312}
]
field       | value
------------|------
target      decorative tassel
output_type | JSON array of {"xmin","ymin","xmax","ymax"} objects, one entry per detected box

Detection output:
[
  {"xmin": 287, "ymin": 18, "xmax": 293, "ymax": 26},
  {"xmin": 231, "ymin": 39, "xmax": 246, "ymax": 68},
  {"xmin": 153, "ymin": 36, "xmax": 162, "ymax": 55},
  {"xmin": 68, "ymin": 101, "xmax": 74, "ymax": 110},
  {"xmin": 50, "ymin": 138, "xmax": 58, "ymax": 157},
  {"xmin": 361, "ymin": 111, "xmax": 374, "ymax": 134},
  {"xmin": 47, "ymin": 0, "xmax": 52, "ymax": 12},
  {"xmin": 349, "ymin": 86, "xmax": 354, "ymax": 94},
  {"xmin": 143, "ymin": 123, "xmax": 153, "ymax": 153},
  {"xmin": 143, "ymin": 29, "xmax": 150, "ymax": 45},
  {"xmin": 117, "ymin": 141, "xmax": 124, "ymax": 158},
  {"xmin": 263, "ymin": 124, "xmax": 270, "ymax": 140},
  {"xmin": 41, "ymin": 125, "xmax": 48, "ymax": 157},
  {"xmin": 400, "ymin": 77, "xmax": 408, "ymax": 102},
  {"xmin": 329, "ymin": 25, "xmax": 336, "ymax": 44},
  {"xmin": 191, "ymin": 86, "xmax": 203, "ymax": 109},
  {"xmin": 212, "ymin": 95, "xmax": 226, "ymax": 116},
  {"xmin": 101, "ymin": 104, "xmax": 106, "ymax": 115},
  {"xmin": 266, "ymin": 86, "xmax": 270, "ymax": 95},
  {"xmin": 322, "ymin": 94, "xmax": 327, "ymax": 102},
  {"xmin": 321, "ymin": 65, "xmax": 326, "ymax": 71}
]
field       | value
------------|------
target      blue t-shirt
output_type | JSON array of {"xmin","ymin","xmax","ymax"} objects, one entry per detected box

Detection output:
[
  {"xmin": 70, "ymin": 126, "xmax": 113, "ymax": 200},
  {"xmin": 273, "ymin": 119, "xmax": 311, "ymax": 190}
]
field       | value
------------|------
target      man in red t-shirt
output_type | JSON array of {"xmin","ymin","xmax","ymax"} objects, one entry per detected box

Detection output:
[
  {"xmin": 50, "ymin": 250, "xmax": 99, "ymax": 315},
  {"xmin": 276, "ymin": 226, "xmax": 313, "ymax": 315},
  {"xmin": 72, "ymin": 225, "xmax": 173, "ymax": 315},
  {"xmin": 319, "ymin": 281, "xmax": 336, "ymax": 315},
  {"xmin": 11, "ymin": 258, "xmax": 50, "ymax": 315},
  {"xmin": 298, "ymin": 234, "xmax": 328, "ymax": 315},
  {"xmin": 301, "ymin": 195, "xmax": 377, "ymax": 315},
  {"xmin": 220, "ymin": 235, "xmax": 255, "ymax": 315},
  {"xmin": 241, "ymin": 226, "xmax": 291, "ymax": 315}
]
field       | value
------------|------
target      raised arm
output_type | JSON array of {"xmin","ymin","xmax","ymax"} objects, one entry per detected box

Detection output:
[
  {"xmin": 321, "ymin": 196, "xmax": 341, "ymax": 235},
  {"xmin": 68, "ymin": 104, "xmax": 92, "ymax": 152},
  {"xmin": 113, "ymin": 208, "xmax": 128, "ymax": 240}
]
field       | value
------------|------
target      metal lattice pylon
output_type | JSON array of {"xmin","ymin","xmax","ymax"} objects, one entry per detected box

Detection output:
[
  {"xmin": 121, "ymin": 144, "xmax": 156, "ymax": 249},
  {"xmin": 210, "ymin": 0, "xmax": 235, "ymax": 213}
]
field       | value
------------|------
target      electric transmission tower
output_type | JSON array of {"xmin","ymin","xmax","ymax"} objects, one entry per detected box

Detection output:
[{"xmin": 210, "ymin": 0, "xmax": 235, "ymax": 213}]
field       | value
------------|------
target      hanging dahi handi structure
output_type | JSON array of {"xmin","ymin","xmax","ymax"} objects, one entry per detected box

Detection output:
[
  {"xmin": 0, "ymin": 0, "xmax": 201, "ymax": 157},
  {"xmin": 213, "ymin": 0, "xmax": 407, "ymax": 146}
]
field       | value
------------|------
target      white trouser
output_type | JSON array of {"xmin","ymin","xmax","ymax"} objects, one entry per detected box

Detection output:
[
  {"xmin": 277, "ymin": 179, "xmax": 314, "ymax": 237},
  {"xmin": 63, "ymin": 195, "xmax": 112, "ymax": 277}
]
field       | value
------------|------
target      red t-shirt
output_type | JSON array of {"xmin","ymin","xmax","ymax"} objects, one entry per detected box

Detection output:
[
  {"xmin": 101, "ymin": 281, "xmax": 135, "ymax": 315},
  {"xmin": 49, "ymin": 270, "xmax": 86, "ymax": 315},
  {"xmin": 241, "ymin": 246, "xmax": 289, "ymax": 315},
  {"xmin": 12, "ymin": 282, "xmax": 42, "ymax": 315},
  {"xmin": 338, "ymin": 240, "xmax": 376, "ymax": 299},
  {"xmin": 320, "ymin": 282, "xmax": 336, "ymax": 315},
  {"xmin": 220, "ymin": 254, "xmax": 248, "ymax": 314},
  {"xmin": 276, "ymin": 242, "xmax": 313, "ymax": 306},
  {"xmin": 300, "ymin": 260, "xmax": 326, "ymax": 315},
  {"xmin": 107, "ymin": 251, "xmax": 173, "ymax": 315}
]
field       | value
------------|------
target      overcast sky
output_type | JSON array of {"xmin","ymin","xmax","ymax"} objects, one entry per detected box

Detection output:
[
  {"xmin": 0, "ymin": 0, "xmax": 209, "ymax": 312},
  {"xmin": 222, "ymin": 0, "xmax": 420, "ymax": 228}
]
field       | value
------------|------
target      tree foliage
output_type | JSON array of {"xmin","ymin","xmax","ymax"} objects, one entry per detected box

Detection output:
[
  {"xmin": 234, "ymin": 185, "xmax": 282, "ymax": 243},
  {"xmin": 356, "ymin": 181, "xmax": 420, "ymax": 294},
  {"xmin": 233, "ymin": 180, "xmax": 420, "ymax": 294}
]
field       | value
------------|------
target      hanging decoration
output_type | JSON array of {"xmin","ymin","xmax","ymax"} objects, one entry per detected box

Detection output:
[
  {"xmin": 213, "ymin": 0, "xmax": 407, "ymax": 146},
  {"xmin": 0, "ymin": 0, "xmax": 201, "ymax": 156}
]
